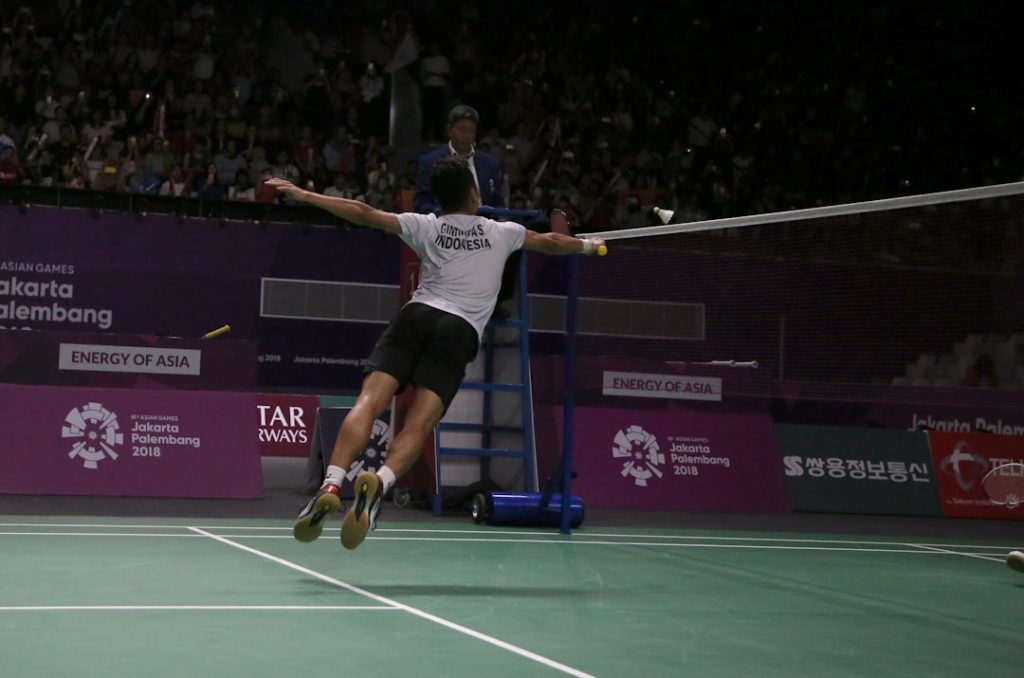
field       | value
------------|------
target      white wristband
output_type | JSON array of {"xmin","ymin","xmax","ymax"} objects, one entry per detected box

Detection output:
[{"xmin": 581, "ymin": 238, "xmax": 594, "ymax": 255}]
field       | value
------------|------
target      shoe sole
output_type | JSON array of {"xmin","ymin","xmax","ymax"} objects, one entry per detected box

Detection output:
[
  {"xmin": 293, "ymin": 491, "xmax": 342, "ymax": 542},
  {"xmin": 341, "ymin": 472, "xmax": 380, "ymax": 550},
  {"xmin": 1008, "ymin": 551, "xmax": 1024, "ymax": 574}
]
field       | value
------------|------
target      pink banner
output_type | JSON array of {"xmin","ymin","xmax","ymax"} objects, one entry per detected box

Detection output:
[
  {"xmin": 0, "ymin": 383, "xmax": 262, "ymax": 498},
  {"xmin": 563, "ymin": 406, "xmax": 788, "ymax": 512}
]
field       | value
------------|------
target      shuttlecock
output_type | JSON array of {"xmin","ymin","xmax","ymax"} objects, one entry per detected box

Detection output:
[{"xmin": 652, "ymin": 206, "xmax": 674, "ymax": 225}]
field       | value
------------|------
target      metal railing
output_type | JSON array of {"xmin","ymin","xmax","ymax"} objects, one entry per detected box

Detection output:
[{"xmin": 0, "ymin": 183, "xmax": 362, "ymax": 230}]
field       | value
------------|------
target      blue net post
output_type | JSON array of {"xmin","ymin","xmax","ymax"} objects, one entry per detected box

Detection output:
[{"xmin": 559, "ymin": 253, "xmax": 581, "ymax": 535}]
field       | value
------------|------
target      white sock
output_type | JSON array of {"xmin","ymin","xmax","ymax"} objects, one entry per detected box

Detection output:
[
  {"xmin": 324, "ymin": 465, "xmax": 345, "ymax": 486},
  {"xmin": 376, "ymin": 466, "xmax": 397, "ymax": 494}
]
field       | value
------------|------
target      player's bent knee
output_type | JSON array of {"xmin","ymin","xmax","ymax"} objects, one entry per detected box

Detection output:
[
  {"xmin": 401, "ymin": 407, "xmax": 438, "ymax": 433},
  {"xmin": 357, "ymin": 372, "xmax": 400, "ymax": 415},
  {"xmin": 352, "ymin": 393, "xmax": 389, "ymax": 420}
]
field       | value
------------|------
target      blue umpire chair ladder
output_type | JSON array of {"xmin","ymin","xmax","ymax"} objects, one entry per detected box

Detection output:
[{"xmin": 431, "ymin": 235, "xmax": 538, "ymax": 515}]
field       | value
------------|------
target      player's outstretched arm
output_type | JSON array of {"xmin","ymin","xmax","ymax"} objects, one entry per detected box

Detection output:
[
  {"xmin": 267, "ymin": 178, "xmax": 400, "ymax": 234},
  {"xmin": 522, "ymin": 230, "xmax": 606, "ymax": 256}
]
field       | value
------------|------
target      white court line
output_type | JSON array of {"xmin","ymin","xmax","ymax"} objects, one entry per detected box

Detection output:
[
  {"xmin": 0, "ymin": 532, "xmax": 197, "ymax": 537},
  {"xmin": 361, "ymin": 537, "xmax": 986, "ymax": 554},
  {"xmin": 218, "ymin": 540, "xmax": 1016, "ymax": 558},
  {"xmin": 0, "ymin": 605, "xmax": 396, "ymax": 612},
  {"xmin": 0, "ymin": 530, "xmax": 995, "ymax": 555},
  {"xmin": 906, "ymin": 543, "xmax": 1005, "ymax": 563},
  {"xmin": 187, "ymin": 527, "xmax": 596, "ymax": 678},
  {"xmin": 0, "ymin": 523, "xmax": 206, "ymax": 530},
  {"xmin": 0, "ymin": 527, "xmax": 1017, "ymax": 553},
  {"xmin": 0, "ymin": 523, "xmax": 1016, "ymax": 551}
]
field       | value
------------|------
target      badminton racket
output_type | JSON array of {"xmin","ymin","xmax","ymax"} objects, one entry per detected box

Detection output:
[
  {"xmin": 201, "ymin": 324, "xmax": 231, "ymax": 340},
  {"xmin": 981, "ymin": 462, "xmax": 1024, "ymax": 509}
]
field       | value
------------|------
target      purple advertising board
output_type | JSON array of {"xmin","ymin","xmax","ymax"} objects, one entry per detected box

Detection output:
[
  {"xmin": 0, "ymin": 383, "xmax": 262, "ymax": 498},
  {"xmin": 527, "ymin": 245, "xmax": 994, "ymax": 387},
  {"xmin": 531, "ymin": 355, "xmax": 773, "ymax": 413},
  {"xmin": 532, "ymin": 355, "xmax": 1024, "ymax": 440},
  {"xmin": 0, "ymin": 205, "xmax": 397, "ymax": 389},
  {"xmin": 0, "ymin": 328, "xmax": 257, "ymax": 390},
  {"xmin": 771, "ymin": 381, "xmax": 1024, "ymax": 435},
  {"xmin": 558, "ymin": 406, "xmax": 788, "ymax": 512}
]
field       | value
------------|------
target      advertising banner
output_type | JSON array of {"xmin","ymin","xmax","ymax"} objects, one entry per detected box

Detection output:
[
  {"xmin": 0, "ymin": 328, "xmax": 257, "ymax": 390},
  {"xmin": 0, "ymin": 383, "xmax": 261, "ymax": 498},
  {"xmin": 256, "ymin": 393, "xmax": 319, "ymax": 457},
  {"xmin": 775, "ymin": 425, "xmax": 941, "ymax": 516},
  {"xmin": 927, "ymin": 431, "xmax": 1024, "ymax": 519},
  {"xmin": 602, "ymin": 371, "xmax": 722, "ymax": 402},
  {"xmin": 776, "ymin": 382, "xmax": 1024, "ymax": 436},
  {"xmin": 0, "ymin": 205, "xmax": 397, "ymax": 389},
  {"xmin": 563, "ymin": 406, "xmax": 787, "ymax": 512}
]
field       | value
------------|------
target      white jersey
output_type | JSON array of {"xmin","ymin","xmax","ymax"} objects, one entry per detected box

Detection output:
[{"xmin": 396, "ymin": 212, "xmax": 526, "ymax": 341}]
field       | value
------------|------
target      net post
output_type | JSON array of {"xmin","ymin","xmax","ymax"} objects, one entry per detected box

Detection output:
[{"xmin": 559, "ymin": 254, "xmax": 580, "ymax": 535}]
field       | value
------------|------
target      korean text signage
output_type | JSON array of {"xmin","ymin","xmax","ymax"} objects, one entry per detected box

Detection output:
[
  {"xmin": 0, "ymin": 383, "xmax": 261, "ymax": 498},
  {"xmin": 602, "ymin": 371, "xmax": 722, "ymax": 402},
  {"xmin": 567, "ymin": 406, "xmax": 786, "ymax": 512},
  {"xmin": 927, "ymin": 431, "xmax": 1024, "ymax": 519},
  {"xmin": 775, "ymin": 425, "xmax": 941, "ymax": 516}
]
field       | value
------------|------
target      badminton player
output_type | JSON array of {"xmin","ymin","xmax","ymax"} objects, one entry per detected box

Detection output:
[{"xmin": 268, "ymin": 157, "xmax": 605, "ymax": 549}]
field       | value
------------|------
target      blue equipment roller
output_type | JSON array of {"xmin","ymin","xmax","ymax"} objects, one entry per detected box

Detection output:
[{"xmin": 471, "ymin": 492, "xmax": 585, "ymax": 528}]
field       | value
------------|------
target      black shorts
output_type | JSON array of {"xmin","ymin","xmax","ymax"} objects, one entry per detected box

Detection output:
[{"xmin": 365, "ymin": 302, "xmax": 479, "ymax": 411}]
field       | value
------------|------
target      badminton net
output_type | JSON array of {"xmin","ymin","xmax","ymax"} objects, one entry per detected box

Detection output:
[{"xmin": 563, "ymin": 182, "xmax": 1024, "ymax": 404}]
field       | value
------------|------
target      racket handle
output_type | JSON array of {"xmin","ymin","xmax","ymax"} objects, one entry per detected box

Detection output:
[{"xmin": 202, "ymin": 324, "xmax": 231, "ymax": 340}]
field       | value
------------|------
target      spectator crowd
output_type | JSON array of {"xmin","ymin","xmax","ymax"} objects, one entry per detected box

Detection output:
[{"xmin": 0, "ymin": 1, "xmax": 1021, "ymax": 231}]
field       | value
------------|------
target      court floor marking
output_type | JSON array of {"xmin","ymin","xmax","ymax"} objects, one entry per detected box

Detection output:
[
  {"xmin": 0, "ymin": 527, "xmax": 1014, "ymax": 557},
  {"xmin": 0, "ymin": 530, "xmax": 1004, "ymax": 558},
  {"xmin": 905, "ymin": 543, "xmax": 1005, "ymax": 563},
  {"xmin": 0, "ymin": 532, "xmax": 197, "ymax": 537},
  {"xmin": 360, "ymin": 537, "xmax": 995, "ymax": 555},
  {"xmin": 0, "ymin": 605, "xmax": 397, "ymax": 612},
  {"xmin": 186, "ymin": 526, "xmax": 597, "ymax": 678},
  {"xmin": 0, "ymin": 522, "xmax": 1017, "ymax": 551}
]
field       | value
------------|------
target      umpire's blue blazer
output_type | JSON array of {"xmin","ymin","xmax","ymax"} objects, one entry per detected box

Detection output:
[{"xmin": 414, "ymin": 145, "xmax": 505, "ymax": 214}]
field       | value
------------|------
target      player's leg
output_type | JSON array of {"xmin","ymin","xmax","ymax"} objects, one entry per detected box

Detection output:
[
  {"xmin": 293, "ymin": 371, "xmax": 400, "ymax": 542},
  {"xmin": 341, "ymin": 386, "xmax": 444, "ymax": 550},
  {"xmin": 327, "ymin": 371, "xmax": 401, "ymax": 475},
  {"xmin": 294, "ymin": 305, "xmax": 419, "ymax": 543},
  {"xmin": 383, "ymin": 387, "xmax": 445, "ymax": 477},
  {"xmin": 340, "ymin": 306, "xmax": 477, "ymax": 550}
]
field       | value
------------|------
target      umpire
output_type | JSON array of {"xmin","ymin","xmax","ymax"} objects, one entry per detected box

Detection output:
[{"xmin": 415, "ymin": 105, "xmax": 519, "ymax": 318}]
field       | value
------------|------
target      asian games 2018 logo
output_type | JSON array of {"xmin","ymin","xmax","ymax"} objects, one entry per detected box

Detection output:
[
  {"xmin": 345, "ymin": 416, "xmax": 393, "ymax": 481},
  {"xmin": 612, "ymin": 425, "xmax": 665, "ymax": 487},
  {"xmin": 61, "ymin": 402, "xmax": 124, "ymax": 470}
]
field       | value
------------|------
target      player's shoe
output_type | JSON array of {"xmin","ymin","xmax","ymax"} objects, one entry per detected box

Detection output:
[
  {"xmin": 293, "ymin": 483, "xmax": 342, "ymax": 542},
  {"xmin": 341, "ymin": 471, "xmax": 382, "ymax": 550},
  {"xmin": 1007, "ymin": 550, "xmax": 1024, "ymax": 574}
]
